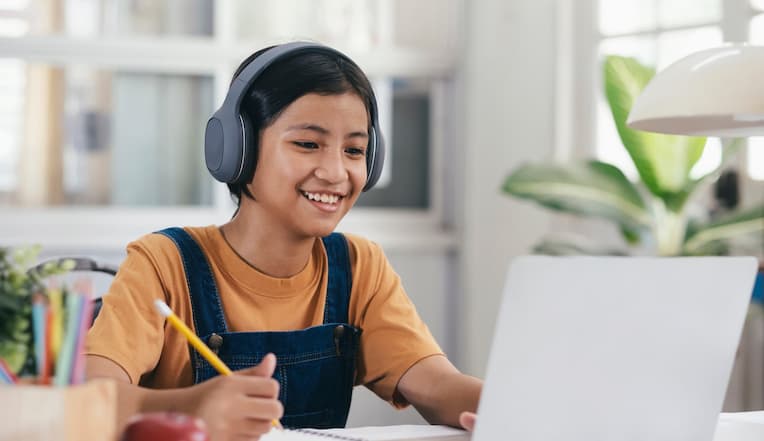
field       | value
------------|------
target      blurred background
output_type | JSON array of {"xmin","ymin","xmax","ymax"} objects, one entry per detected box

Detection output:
[{"xmin": 0, "ymin": 0, "xmax": 763, "ymax": 426}]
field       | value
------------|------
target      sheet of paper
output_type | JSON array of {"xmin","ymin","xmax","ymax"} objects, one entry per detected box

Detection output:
[
  {"xmin": 260, "ymin": 425, "xmax": 470, "ymax": 441},
  {"xmin": 260, "ymin": 429, "xmax": 350, "ymax": 441},
  {"xmin": 319, "ymin": 425, "xmax": 469, "ymax": 441}
]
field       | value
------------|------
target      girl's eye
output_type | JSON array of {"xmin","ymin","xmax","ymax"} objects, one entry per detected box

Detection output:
[
  {"xmin": 294, "ymin": 141, "xmax": 318, "ymax": 149},
  {"xmin": 345, "ymin": 147, "xmax": 367, "ymax": 157}
]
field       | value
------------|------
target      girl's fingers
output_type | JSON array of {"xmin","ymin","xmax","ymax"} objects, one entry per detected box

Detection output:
[
  {"xmin": 234, "ymin": 395, "xmax": 284, "ymax": 422},
  {"xmin": 227, "ymin": 375, "xmax": 280, "ymax": 399},
  {"xmin": 232, "ymin": 418, "xmax": 275, "ymax": 439},
  {"xmin": 237, "ymin": 353, "xmax": 277, "ymax": 378},
  {"xmin": 459, "ymin": 411, "xmax": 477, "ymax": 431}
]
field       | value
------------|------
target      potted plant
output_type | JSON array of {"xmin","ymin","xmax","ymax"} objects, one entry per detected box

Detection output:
[
  {"xmin": 502, "ymin": 55, "xmax": 764, "ymax": 256},
  {"xmin": 0, "ymin": 246, "xmax": 74, "ymax": 376}
]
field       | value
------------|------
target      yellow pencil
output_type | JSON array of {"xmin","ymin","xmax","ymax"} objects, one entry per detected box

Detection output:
[{"xmin": 154, "ymin": 299, "xmax": 283, "ymax": 430}]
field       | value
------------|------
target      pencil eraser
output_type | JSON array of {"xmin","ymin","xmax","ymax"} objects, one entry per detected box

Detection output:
[{"xmin": 154, "ymin": 299, "xmax": 172, "ymax": 317}]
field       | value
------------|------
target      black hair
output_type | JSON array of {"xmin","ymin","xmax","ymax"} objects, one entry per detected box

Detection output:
[{"xmin": 227, "ymin": 46, "xmax": 377, "ymax": 206}]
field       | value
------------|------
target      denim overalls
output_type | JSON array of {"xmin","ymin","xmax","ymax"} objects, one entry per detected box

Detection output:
[{"xmin": 157, "ymin": 227, "xmax": 361, "ymax": 429}]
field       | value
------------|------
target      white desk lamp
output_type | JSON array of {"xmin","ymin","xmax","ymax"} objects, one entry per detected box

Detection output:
[{"xmin": 627, "ymin": 44, "xmax": 764, "ymax": 137}]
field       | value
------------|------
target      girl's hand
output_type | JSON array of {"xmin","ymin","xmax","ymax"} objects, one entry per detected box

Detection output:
[
  {"xmin": 458, "ymin": 411, "xmax": 477, "ymax": 432},
  {"xmin": 188, "ymin": 353, "xmax": 283, "ymax": 441}
]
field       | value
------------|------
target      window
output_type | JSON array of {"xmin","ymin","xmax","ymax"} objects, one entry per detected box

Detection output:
[
  {"xmin": 0, "ymin": 59, "xmax": 24, "ymax": 194},
  {"xmin": 356, "ymin": 78, "xmax": 433, "ymax": 208},
  {"xmin": 565, "ymin": 0, "xmax": 763, "ymax": 235},
  {"xmin": 595, "ymin": 0, "xmax": 725, "ymax": 180},
  {"xmin": 0, "ymin": 64, "xmax": 214, "ymax": 206},
  {"xmin": 584, "ymin": 0, "xmax": 764, "ymax": 219},
  {"xmin": 0, "ymin": 1, "xmax": 28, "ymax": 194}
]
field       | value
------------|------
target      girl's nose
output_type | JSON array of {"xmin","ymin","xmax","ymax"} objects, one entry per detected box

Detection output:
[{"xmin": 314, "ymin": 150, "xmax": 348, "ymax": 183}]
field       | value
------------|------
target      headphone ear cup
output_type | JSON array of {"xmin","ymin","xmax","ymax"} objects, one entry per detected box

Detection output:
[
  {"xmin": 204, "ymin": 111, "xmax": 246, "ymax": 184},
  {"xmin": 363, "ymin": 125, "xmax": 385, "ymax": 192},
  {"xmin": 234, "ymin": 113, "xmax": 258, "ymax": 186}
]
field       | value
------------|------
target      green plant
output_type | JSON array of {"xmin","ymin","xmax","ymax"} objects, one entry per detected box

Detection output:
[
  {"xmin": 0, "ymin": 246, "xmax": 74, "ymax": 375},
  {"xmin": 503, "ymin": 55, "xmax": 764, "ymax": 256}
]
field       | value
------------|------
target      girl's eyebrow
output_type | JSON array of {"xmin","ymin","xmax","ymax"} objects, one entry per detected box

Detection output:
[{"xmin": 285, "ymin": 123, "xmax": 369, "ymax": 140}]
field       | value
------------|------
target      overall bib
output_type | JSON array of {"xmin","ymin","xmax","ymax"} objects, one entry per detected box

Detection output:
[{"xmin": 157, "ymin": 227, "xmax": 361, "ymax": 429}]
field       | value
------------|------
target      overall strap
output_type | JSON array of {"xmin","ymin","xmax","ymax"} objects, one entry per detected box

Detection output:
[
  {"xmin": 321, "ymin": 233, "xmax": 353, "ymax": 324},
  {"xmin": 155, "ymin": 227, "xmax": 228, "ymax": 336}
]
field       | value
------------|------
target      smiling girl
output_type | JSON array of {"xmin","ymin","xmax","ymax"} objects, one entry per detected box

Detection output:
[{"xmin": 85, "ymin": 42, "xmax": 481, "ymax": 441}]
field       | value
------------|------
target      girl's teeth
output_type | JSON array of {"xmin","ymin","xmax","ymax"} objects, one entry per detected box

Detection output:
[{"xmin": 304, "ymin": 192, "xmax": 339, "ymax": 204}]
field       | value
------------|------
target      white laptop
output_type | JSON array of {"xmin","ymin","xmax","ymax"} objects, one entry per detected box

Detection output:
[
  {"xmin": 473, "ymin": 256, "xmax": 759, "ymax": 441},
  {"xmin": 268, "ymin": 256, "xmax": 758, "ymax": 441}
]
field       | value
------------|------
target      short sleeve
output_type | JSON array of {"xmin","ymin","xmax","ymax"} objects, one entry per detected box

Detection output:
[
  {"xmin": 346, "ymin": 235, "xmax": 444, "ymax": 408},
  {"xmin": 85, "ymin": 237, "xmax": 169, "ymax": 384}
]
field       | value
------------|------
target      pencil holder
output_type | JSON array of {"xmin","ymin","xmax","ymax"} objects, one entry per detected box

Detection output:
[{"xmin": 0, "ymin": 379, "xmax": 117, "ymax": 441}]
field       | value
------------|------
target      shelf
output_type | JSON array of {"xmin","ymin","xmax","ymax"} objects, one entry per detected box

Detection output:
[{"xmin": 0, "ymin": 35, "xmax": 456, "ymax": 78}]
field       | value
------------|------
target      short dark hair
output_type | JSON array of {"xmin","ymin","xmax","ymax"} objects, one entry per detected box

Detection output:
[{"xmin": 226, "ymin": 45, "xmax": 377, "ymax": 206}]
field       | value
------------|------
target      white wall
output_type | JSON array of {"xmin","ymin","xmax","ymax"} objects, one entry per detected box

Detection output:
[{"xmin": 459, "ymin": 0, "xmax": 558, "ymax": 377}]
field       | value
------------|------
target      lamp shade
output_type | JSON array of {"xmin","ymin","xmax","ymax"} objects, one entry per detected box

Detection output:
[{"xmin": 627, "ymin": 45, "xmax": 764, "ymax": 137}]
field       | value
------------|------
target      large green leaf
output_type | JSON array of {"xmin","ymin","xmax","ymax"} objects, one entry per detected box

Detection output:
[
  {"xmin": 502, "ymin": 160, "xmax": 651, "ymax": 238},
  {"xmin": 683, "ymin": 205, "xmax": 764, "ymax": 255},
  {"xmin": 603, "ymin": 55, "xmax": 707, "ymax": 210},
  {"xmin": 532, "ymin": 234, "xmax": 629, "ymax": 256}
]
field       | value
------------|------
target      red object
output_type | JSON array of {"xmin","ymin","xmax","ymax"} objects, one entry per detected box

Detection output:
[
  {"xmin": 41, "ymin": 310, "xmax": 52, "ymax": 385},
  {"xmin": 120, "ymin": 412, "xmax": 209, "ymax": 441}
]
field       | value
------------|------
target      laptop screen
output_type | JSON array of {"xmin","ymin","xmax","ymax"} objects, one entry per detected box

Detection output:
[{"xmin": 474, "ymin": 256, "xmax": 758, "ymax": 441}]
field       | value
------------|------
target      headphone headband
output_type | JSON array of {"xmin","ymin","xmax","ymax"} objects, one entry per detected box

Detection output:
[{"xmin": 204, "ymin": 42, "xmax": 385, "ymax": 191}]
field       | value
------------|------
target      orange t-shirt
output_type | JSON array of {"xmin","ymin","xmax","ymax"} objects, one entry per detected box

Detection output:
[{"xmin": 85, "ymin": 225, "xmax": 442, "ymax": 406}]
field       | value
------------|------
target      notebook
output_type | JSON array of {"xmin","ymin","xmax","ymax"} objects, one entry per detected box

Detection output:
[
  {"xmin": 261, "ymin": 425, "xmax": 468, "ymax": 441},
  {"xmin": 261, "ymin": 428, "xmax": 363, "ymax": 441},
  {"xmin": 472, "ymin": 256, "xmax": 758, "ymax": 441}
]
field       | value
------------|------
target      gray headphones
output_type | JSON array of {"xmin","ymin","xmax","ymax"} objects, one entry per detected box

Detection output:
[{"xmin": 204, "ymin": 41, "xmax": 385, "ymax": 191}]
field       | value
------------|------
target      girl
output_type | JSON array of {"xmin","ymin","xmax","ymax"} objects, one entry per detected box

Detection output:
[{"xmin": 86, "ymin": 42, "xmax": 481, "ymax": 441}]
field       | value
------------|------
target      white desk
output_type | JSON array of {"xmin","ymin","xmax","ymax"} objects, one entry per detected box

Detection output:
[
  {"xmin": 714, "ymin": 412, "xmax": 764, "ymax": 441},
  {"xmin": 310, "ymin": 413, "xmax": 764, "ymax": 441}
]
